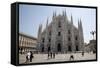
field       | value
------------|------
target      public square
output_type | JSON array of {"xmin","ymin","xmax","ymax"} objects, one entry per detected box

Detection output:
[
  {"xmin": 18, "ymin": 5, "xmax": 96, "ymax": 64},
  {"xmin": 19, "ymin": 52, "xmax": 96, "ymax": 64}
]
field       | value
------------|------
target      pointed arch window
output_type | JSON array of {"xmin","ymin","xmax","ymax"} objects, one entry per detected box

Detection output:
[
  {"xmin": 68, "ymin": 30, "xmax": 70, "ymax": 34},
  {"xmin": 76, "ymin": 45, "xmax": 79, "ymax": 51},
  {"xmin": 42, "ymin": 38, "xmax": 45, "ymax": 43},
  {"xmin": 58, "ymin": 20, "xmax": 61, "ymax": 28},
  {"xmin": 68, "ymin": 37, "xmax": 71, "ymax": 41},
  {"xmin": 75, "ymin": 36, "xmax": 78, "ymax": 40},
  {"xmin": 58, "ymin": 32, "xmax": 61, "ymax": 36},
  {"xmin": 48, "ymin": 38, "xmax": 51, "ymax": 42}
]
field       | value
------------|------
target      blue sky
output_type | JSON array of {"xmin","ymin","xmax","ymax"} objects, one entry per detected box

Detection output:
[{"xmin": 19, "ymin": 4, "xmax": 96, "ymax": 43}]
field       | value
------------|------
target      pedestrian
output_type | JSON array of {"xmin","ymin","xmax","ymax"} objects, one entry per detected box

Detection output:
[
  {"xmin": 25, "ymin": 51, "xmax": 31, "ymax": 63},
  {"xmin": 48, "ymin": 52, "xmax": 50, "ymax": 59},
  {"xmin": 69, "ymin": 54, "xmax": 74, "ymax": 61},
  {"xmin": 30, "ymin": 51, "xmax": 33, "ymax": 62},
  {"xmin": 82, "ymin": 51, "xmax": 84, "ymax": 56},
  {"xmin": 50, "ymin": 52, "xmax": 52, "ymax": 59},
  {"xmin": 53, "ymin": 52, "xmax": 55, "ymax": 59}
]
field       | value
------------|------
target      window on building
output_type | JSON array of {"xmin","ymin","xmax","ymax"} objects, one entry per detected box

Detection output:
[
  {"xmin": 19, "ymin": 40, "xmax": 21, "ymax": 45},
  {"xmin": 42, "ymin": 46, "xmax": 44, "ymax": 52},
  {"xmin": 58, "ymin": 32, "xmax": 61, "ymax": 36},
  {"xmin": 68, "ymin": 37, "xmax": 71, "ymax": 41},
  {"xmin": 57, "ymin": 43, "xmax": 61, "ymax": 52},
  {"xmin": 58, "ymin": 21, "xmax": 61, "ymax": 28},
  {"xmin": 27, "ymin": 42, "xmax": 28, "ymax": 45},
  {"xmin": 68, "ymin": 45, "xmax": 72, "ymax": 51},
  {"xmin": 68, "ymin": 30, "xmax": 71, "ymax": 34},
  {"xmin": 49, "ymin": 38, "xmax": 51, "ymax": 42},
  {"xmin": 42, "ymin": 38, "xmax": 45, "ymax": 43},
  {"xmin": 48, "ymin": 46, "xmax": 51, "ymax": 52},
  {"xmin": 76, "ymin": 45, "xmax": 79, "ymax": 51},
  {"xmin": 75, "ymin": 36, "xmax": 78, "ymax": 40}
]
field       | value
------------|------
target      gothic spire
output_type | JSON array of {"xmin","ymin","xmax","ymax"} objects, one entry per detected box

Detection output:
[
  {"xmin": 78, "ymin": 19, "xmax": 80, "ymax": 29},
  {"xmin": 80, "ymin": 19, "xmax": 82, "ymax": 29},
  {"xmin": 54, "ymin": 11, "xmax": 56, "ymax": 17},
  {"xmin": 62, "ymin": 10, "xmax": 64, "ymax": 16},
  {"xmin": 38, "ymin": 24, "xmax": 42, "ymax": 38},
  {"xmin": 53, "ymin": 11, "xmax": 55, "ymax": 18},
  {"xmin": 70, "ymin": 14, "xmax": 75, "ymax": 51},
  {"xmin": 39, "ymin": 24, "xmax": 42, "ymax": 32},
  {"xmin": 62, "ymin": 10, "xmax": 66, "ymax": 16},
  {"xmin": 64, "ymin": 10, "xmax": 66, "ymax": 16},
  {"xmin": 52, "ymin": 11, "xmax": 56, "ymax": 19},
  {"xmin": 79, "ymin": 18, "xmax": 84, "ymax": 51},
  {"xmin": 71, "ymin": 14, "xmax": 73, "ymax": 24},
  {"xmin": 46, "ymin": 17, "xmax": 48, "ymax": 28}
]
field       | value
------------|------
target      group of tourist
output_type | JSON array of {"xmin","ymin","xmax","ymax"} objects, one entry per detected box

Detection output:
[
  {"xmin": 25, "ymin": 51, "xmax": 34, "ymax": 63},
  {"xmin": 25, "ymin": 51, "xmax": 85, "ymax": 63},
  {"xmin": 47, "ymin": 52, "xmax": 56, "ymax": 59}
]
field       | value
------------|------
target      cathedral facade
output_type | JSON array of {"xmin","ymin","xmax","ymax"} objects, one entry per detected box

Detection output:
[{"xmin": 37, "ymin": 11, "xmax": 84, "ymax": 53}]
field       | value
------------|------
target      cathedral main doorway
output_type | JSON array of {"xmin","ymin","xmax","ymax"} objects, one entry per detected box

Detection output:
[{"xmin": 57, "ymin": 43, "xmax": 61, "ymax": 52}]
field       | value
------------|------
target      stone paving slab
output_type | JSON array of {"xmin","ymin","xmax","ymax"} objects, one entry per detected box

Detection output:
[{"xmin": 19, "ymin": 53, "xmax": 96, "ymax": 64}]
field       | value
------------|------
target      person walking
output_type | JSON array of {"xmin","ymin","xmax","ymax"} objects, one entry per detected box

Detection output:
[
  {"xmin": 50, "ymin": 51, "xmax": 52, "ymax": 59},
  {"xmin": 48, "ymin": 52, "xmax": 50, "ymax": 59},
  {"xmin": 82, "ymin": 51, "xmax": 84, "ymax": 56},
  {"xmin": 30, "ymin": 51, "xmax": 34, "ymax": 62},
  {"xmin": 25, "ymin": 51, "xmax": 31, "ymax": 63},
  {"xmin": 53, "ymin": 52, "xmax": 55, "ymax": 59},
  {"xmin": 69, "ymin": 54, "xmax": 74, "ymax": 61}
]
